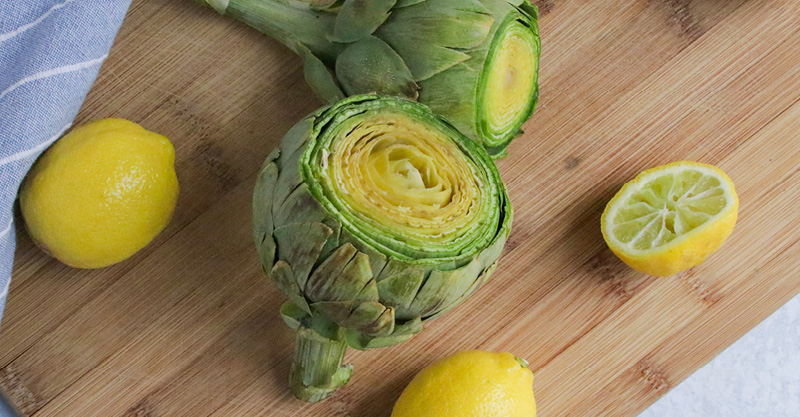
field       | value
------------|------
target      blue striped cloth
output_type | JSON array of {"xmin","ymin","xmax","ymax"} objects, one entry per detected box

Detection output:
[{"xmin": 0, "ymin": 0, "xmax": 131, "ymax": 326}]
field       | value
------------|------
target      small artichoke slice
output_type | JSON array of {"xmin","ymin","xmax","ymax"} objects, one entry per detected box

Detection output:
[
  {"xmin": 253, "ymin": 95, "xmax": 512, "ymax": 401},
  {"xmin": 477, "ymin": 4, "xmax": 541, "ymax": 156}
]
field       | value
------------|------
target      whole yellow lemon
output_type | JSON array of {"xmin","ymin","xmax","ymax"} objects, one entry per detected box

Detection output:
[
  {"xmin": 391, "ymin": 350, "xmax": 536, "ymax": 417},
  {"xmin": 20, "ymin": 118, "xmax": 179, "ymax": 269}
]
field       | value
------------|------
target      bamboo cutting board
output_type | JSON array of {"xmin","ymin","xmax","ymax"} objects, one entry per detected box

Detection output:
[{"xmin": 2, "ymin": 0, "xmax": 800, "ymax": 415}]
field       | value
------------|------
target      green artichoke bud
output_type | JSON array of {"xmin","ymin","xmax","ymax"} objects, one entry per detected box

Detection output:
[
  {"xmin": 201, "ymin": 0, "xmax": 540, "ymax": 158},
  {"xmin": 253, "ymin": 95, "xmax": 512, "ymax": 401}
]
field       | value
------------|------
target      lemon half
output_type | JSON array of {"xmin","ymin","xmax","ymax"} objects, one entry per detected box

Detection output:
[{"xmin": 601, "ymin": 161, "xmax": 738, "ymax": 276}]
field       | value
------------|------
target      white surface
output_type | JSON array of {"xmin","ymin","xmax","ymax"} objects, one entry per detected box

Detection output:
[{"xmin": 640, "ymin": 295, "xmax": 800, "ymax": 417}]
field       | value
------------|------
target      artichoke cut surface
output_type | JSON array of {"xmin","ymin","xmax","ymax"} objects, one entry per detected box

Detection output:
[
  {"xmin": 253, "ymin": 95, "xmax": 512, "ymax": 401},
  {"xmin": 480, "ymin": 16, "xmax": 540, "ymax": 151},
  {"xmin": 311, "ymin": 110, "xmax": 498, "ymax": 261}
]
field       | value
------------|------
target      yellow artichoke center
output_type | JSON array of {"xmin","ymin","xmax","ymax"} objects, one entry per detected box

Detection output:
[
  {"xmin": 327, "ymin": 112, "xmax": 481, "ymax": 241},
  {"xmin": 483, "ymin": 27, "xmax": 538, "ymax": 135}
]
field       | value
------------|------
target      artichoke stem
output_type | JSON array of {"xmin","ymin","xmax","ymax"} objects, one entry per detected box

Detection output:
[
  {"xmin": 289, "ymin": 326, "xmax": 353, "ymax": 402},
  {"xmin": 199, "ymin": 0, "xmax": 341, "ymax": 63}
]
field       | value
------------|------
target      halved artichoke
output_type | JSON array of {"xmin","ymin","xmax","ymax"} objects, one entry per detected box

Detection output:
[
  {"xmin": 253, "ymin": 95, "xmax": 512, "ymax": 401},
  {"xmin": 202, "ymin": 0, "xmax": 541, "ymax": 158}
]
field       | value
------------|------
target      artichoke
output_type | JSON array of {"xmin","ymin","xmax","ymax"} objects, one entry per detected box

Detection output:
[
  {"xmin": 253, "ymin": 95, "xmax": 512, "ymax": 401},
  {"xmin": 201, "ymin": 0, "xmax": 541, "ymax": 158}
]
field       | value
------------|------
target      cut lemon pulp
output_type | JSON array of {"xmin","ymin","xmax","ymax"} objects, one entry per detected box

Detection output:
[{"xmin": 601, "ymin": 161, "xmax": 738, "ymax": 276}]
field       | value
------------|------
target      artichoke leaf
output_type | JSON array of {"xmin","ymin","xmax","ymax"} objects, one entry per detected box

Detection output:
[
  {"xmin": 376, "ymin": 259, "xmax": 425, "ymax": 313},
  {"xmin": 301, "ymin": 49, "xmax": 346, "ymax": 104},
  {"xmin": 394, "ymin": 0, "xmax": 427, "ymax": 7},
  {"xmin": 253, "ymin": 154, "xmax": 279, "ymax": 242},
  {"xmin": 257, "ymin": 235, "xmax": 277, "ymax": 273},
  {"xmin": 344, "ymin": 316, "xmax": 422, "ymax": 349},
  {"xmin": 281, "ymin": 301, "xmax": 312, "ymax": 330},
  {"xmin": 253, "ymin": 157, "xmax": 279, "ymax": 265},
  {"xmin": 311, "ymin": 300, "xmax": 357, "ymax": 323},
  {"xmin": 376, "ymin": 2, "xmax": 493, "ymax": 50},
  {"xmin": 477, "ymin": 220, "xmax": 511, "ymax": 268},
  {"xmin": 342, "ymin": 302, "xmax": 394, "ymax": 336},
  {"xmin": 273, "ymin": 222, "xmax": 333, "ymax": 290},
  {"xmin": 355, "ymin": 279, "xmax": 380, "ymax": 302},
  {"xmin": 274, "ymin": 183, "xmax": 328, "ymax": 227},
  {"xmin": 272, "ymin": 155, "xmax": 307, "ymax": 220},
  {"xmin": 271, "ymin": 261, "xmax": 312, "ymax": 314},
  {"xmin": 377, "ymin": 39, "xmax": 470, "ymax": 82},
  {"xmin": 335, "ymin": 36, "xmax": 419, "ymax": 100},
  {"xmin": 337, "ymin": 230, "xmax": 388, "ymax": 281},
  {"xmin": 318, "ymin": 218, "xmax": 342, "ymax": 261},
  {"xmin": 405, "ymin": 258, "xmax": 483, "ymax": 318},
  {"xmin": 331, "ymin": 0, "xmax": 397, "ymax": 43},
  {"xmin": 305, "ymin": 243, "xmax": 373, "ymax": 302},
  {"xmin": 425, "ymin": 261, "xmax": 497, "ymax": 321},
  {"xmin": 276, "ymin": 117, "xmax": 314, "ymax": 166}
]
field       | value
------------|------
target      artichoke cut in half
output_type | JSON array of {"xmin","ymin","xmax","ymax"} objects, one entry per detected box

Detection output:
[
  {"xmin": 253, "ymin": 95, "xmax": 512, "ymax": 402},
  {"xmin": 202, "ymin": 0, "xmax": 540, "ymax": 158}
]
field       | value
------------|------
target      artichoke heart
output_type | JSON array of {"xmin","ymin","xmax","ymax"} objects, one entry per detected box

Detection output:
[
  {"xmin": 203, "ymin": 0, "xmax": 541, "ymax": 158},
  {"xmin": 254, "ymin": 95, "xmax": 512, "ymax": 401}
]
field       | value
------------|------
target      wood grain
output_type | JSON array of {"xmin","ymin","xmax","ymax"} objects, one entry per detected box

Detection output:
[{"xmin": 3, "ymin": 0, "xmax": 799, "ymax": 415}]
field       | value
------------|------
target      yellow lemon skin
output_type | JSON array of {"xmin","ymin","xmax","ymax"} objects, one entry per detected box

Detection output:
[
  {"xmin": 20, "ymin": 118, "xmax": 179, "ymax": 269},
  {"xmin": 391, "ymin": 350, "xmax": 536, "ymax": 417},
  {"xmin": 601, "ymin": 161, "xmax": 738, "ymax": 277}
]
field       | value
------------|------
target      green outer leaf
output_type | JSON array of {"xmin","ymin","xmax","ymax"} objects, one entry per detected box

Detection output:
[
  {"xmin": 376, "ymin": 259, "xmax": 426, "ymax": 314},
  {"xmin": 405, "ymin": 258, "xmax": 484, "ymax": 318},
  {"xmin": 271, "ymin": 261, "xmax": 311, "ymax": 313},
  {"xmin": 305, "ymin": 244, "xmax": 367, "ymax": 301},
  {"xmin": 425, "ymin": 260, "xmax": 498, "ymax": 321},
  {"xmin": 376, "ymin": 0, "xmax": 493, "ymax": 49},
  {"xmin": 342, "ymin": 302, "xmax": 394, "ymax": 336},
  {"xmin": 337, "ymin": 228, "xmax": 388, "ymax": 280},
  {"xmin": 344, "ymin": 317, "xmax": 422, "ymax": 350},
  {"xmin": 273, "ymin": 222, "xmax": 332, "ymax": 290},
  {"xmin": 394, "ymin": 0, "xmax": 427, "ymax": 7},
  {"xmin": 417, "ymin": 60, "xmax": 483, "ymax": 145},
  {"xmin": 283, "ymin": 0, "xmax": 343, "ymax": 11},
  {"xmin": 274, "ymin": 183, "xmax": 327, "ymax": 227},
  {"xmin": 373, "ymin": 0, "xmax": 493, "ymax": 81},
  {"xmin": 374, "ymin": 0, "xmax": 489, "ymax": 83},
  {"xmin": 331, "ymin": 0, "xmax": 397, "ymax": 43},
  {"xmin": 311, "ymin": 300, "xmax": 356, "ymax": 323},
  {"xmin": 335, "ymin": 36, "xmax": 419, "ymax": 99},
  {"xmin": 281, "ymin": 301, "xmax": 310, "ymax": 330},
  {"xmin": 301, "ymin": 49, "xmax": 346, "ymax": 104},
  {"xmin": 253, "ymin": 150, "xmax": 280, "ymax": 265}
]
